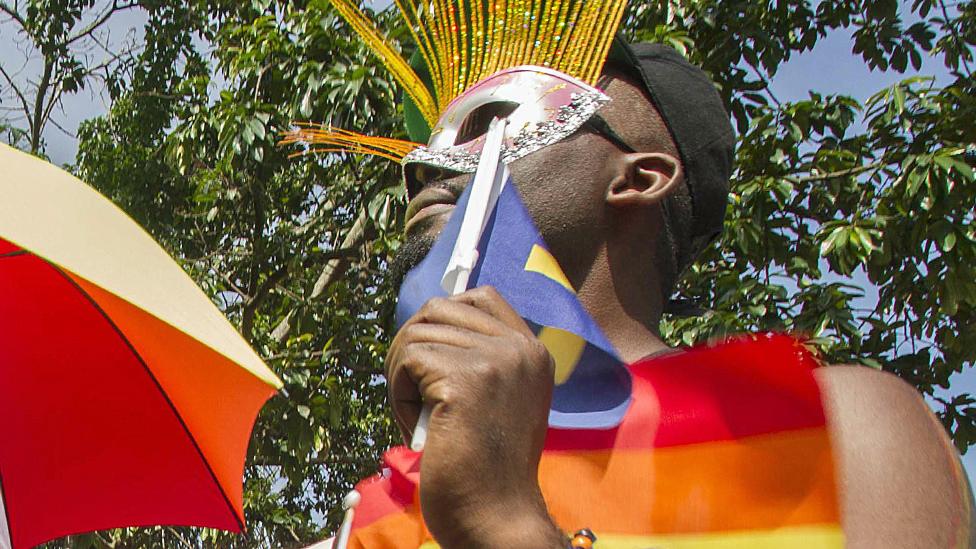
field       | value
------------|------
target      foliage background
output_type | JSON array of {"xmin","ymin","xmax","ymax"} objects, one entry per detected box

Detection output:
[{"xmin": 0, "ymin": 0, "xmax": 973, "ymax": 546}]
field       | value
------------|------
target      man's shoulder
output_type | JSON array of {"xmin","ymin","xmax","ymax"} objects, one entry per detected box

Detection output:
[
  {"xmin": 814, "ymin": 365, "xmax": 953, "ymax": 452},
  {"xmin": 815, "ymin": 365, "xmax": 975, "ymax": 548}
]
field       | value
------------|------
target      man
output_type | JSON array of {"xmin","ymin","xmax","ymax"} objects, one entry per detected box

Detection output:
[
  {"xmin": 290, "ymin": 1, "xmax": 973, "ymax": 545},
  {"xmin": 382, "ymin": 45, "xmax": 974, "ymax": 548}
]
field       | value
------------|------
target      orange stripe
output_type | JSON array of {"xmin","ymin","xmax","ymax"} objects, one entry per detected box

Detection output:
[
  {"xmin": 539, "ymin": 427, "xmax": 840, "ymax": 535},
  {"xmin": 349, "ymin": 506, "xmax": 428, "ymax": 549},
  {"xmin": 73, "ymin": 275, "xmax": 277, "ymax": 523}
]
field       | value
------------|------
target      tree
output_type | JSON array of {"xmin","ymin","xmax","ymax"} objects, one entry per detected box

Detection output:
[
  {"xmin": 0, "ymin": 0, "xmax": 143, "ymax": 155},
  {"xmin": 60, "ymin": 0, "xmax": 974, "ymax": 546},
  {"xmin": 69, "ymin": 0, "xmax": 405, "ymax": 546}
]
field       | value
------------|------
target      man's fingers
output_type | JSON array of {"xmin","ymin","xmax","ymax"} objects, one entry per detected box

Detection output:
[
  {"xmin": 386, "ymin": 322, "xmax": 485, "ymax": 380},
  {"xmin": 404, "ymin": 294, "xmax": 509, "ymax": 337},
  {"xmin": 385, "ymin": 286, "xmax": 536, "ymax": 442},
  {"xmin": 385, "ymin": 321, "xmax": 477, "ymax": 441},
  {"xmin": 387, "ymin": 338, "xmax": 470, "ymax": 442},
  {"xmin": 402, "ymin": 286, "xmax": 534, "ymax": 339},
  {"xmin": 450, "ymin": 286, "xmax": 535, "ymax": 338},
  {"xmin": 389, "ymin": 370, "xmax": 421, "ymax": 443},
  {"xmin": 394, "ymin": 322, "xmax": 486, "ymax": 350}
]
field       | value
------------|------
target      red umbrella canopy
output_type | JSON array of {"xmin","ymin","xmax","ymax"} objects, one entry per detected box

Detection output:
[{"xmin": 0, "ymin": 145, "xmax": 282, "ymax": 548}]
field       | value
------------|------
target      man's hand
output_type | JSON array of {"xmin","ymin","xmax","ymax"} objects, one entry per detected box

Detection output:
[{"xmin": 385, "ymin": 286, "xmax": 566, "ymax": 549}]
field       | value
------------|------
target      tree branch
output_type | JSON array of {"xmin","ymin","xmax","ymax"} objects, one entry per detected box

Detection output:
[
  {"xmin": 29, "ymin": 57, "xmax": 53, "ymax": 153},
  {"xmin": 938, "ymin": 0, "xmax": 973, "ymax": 76},
  {"xmin": 64, "ymin": 0, "xmax": 139, "ymax": 48},
  {"xmin": 242, "ymin": 182, "xmax": 267, "ymax": 339},
  {"xmin": 0, "ymin": 0, "xmax": 26, "ymax": 27},
  {"xmin": 311, "ymin": 208, "xmax": 370, "ymax": 299},
  {"xmin": 0, "ymin": 62, "xmax": 32, "ymax": 117},
  {"xmin": 48, "ymin": 116, "xmax": 77, "ymax": 138},
  {"xmin": 742, "ymin": 57, "xmax": 782, "ymax": 107},
  {"xmin": 222, "ymin": 273, "xmax": 252, "ymax": 301},
  {"xmin": 79, "ymin": 47, "xmax": 129, "ymax": 78},
  {"xmin": 782, "ymin": 161, "xmax": 884, "ymax": 184},
  {"xmin": 246, "ymin": 246, "xmax": 361, "ymax": 340},
  {"xmin": 247, "ymin": 263, "xmax": 290, "ymax": 311}
]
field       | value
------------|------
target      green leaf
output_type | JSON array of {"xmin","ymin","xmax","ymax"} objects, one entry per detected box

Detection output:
[
  {"xmin": 249, "ymin": 118, "xmax": 267, "ymax": 141},
  {"xmin": 300, "ymin": 88, "xmax": 313, "ymax": 117},
  {"xmin": 943, "ymin": 231, "xmax": 957, "ymax": 252}
]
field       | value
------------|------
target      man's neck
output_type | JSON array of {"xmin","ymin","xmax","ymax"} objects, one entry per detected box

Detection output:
[{"xmin": 574, "ymin": 242, "xmax": 671, "ymax": 364}]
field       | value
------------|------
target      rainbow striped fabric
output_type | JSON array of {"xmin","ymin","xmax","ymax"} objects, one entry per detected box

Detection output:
[{"xmin": 344, "ymin": 333, "xmax": 844, "ymax": 548}]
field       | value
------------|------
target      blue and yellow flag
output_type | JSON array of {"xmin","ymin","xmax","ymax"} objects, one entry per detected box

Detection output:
[{"xmin": 396, "ymin": 176, "xmax": 631, "ymax": 428}]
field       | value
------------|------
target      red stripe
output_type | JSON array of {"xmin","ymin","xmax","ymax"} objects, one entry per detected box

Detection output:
[
  {"xmin": 546, "ymin": 333, "xmax": 826, "ymax": 451},
  {"xmin": 352, "ymin": 447, "xmax": 422, "ymax": 529}
]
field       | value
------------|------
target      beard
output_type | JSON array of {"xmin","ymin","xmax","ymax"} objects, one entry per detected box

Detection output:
[
  {"xmin": 387, "ymin": 223, "xmax": 438, "ymax": 293},
  {"xmin": 388, "ymin": 175, "xmax": 469, "ymax": 293}
]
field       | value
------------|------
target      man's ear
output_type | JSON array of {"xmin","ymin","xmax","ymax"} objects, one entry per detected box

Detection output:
[{"xmin": 606, "ymin": 153, "xmax": 684, "ymax": 208}]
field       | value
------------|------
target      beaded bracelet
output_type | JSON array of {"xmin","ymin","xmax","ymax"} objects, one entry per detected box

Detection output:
[{"xmin": 568, "ymin": 528, "xmax": 597, "ymax": 548}]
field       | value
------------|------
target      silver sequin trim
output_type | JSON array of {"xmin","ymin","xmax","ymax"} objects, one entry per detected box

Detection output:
[{"xmin": 401, "ymin": 91, "xmax": 610, "ymax": 172}]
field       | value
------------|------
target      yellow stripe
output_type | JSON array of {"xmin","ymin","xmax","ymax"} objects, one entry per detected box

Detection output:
[
  {"xmin": 582, "ymin": 525, "xmax": 845, "ymax": 549},
  {"xmin": 525, "ymin": 244, "xmax": 574, "ymax": 292},
  {"xmin": 538, "ymin": 326, "xmax": 586, "ymax": 384},
  {"xmin": 420, "ymin": 525, "xmax": 844, "ymax": 549}
]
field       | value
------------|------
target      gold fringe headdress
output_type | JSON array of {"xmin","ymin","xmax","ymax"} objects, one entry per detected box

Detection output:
[{"xmin": 285, "ymin": 0, "xmax": 629, "ymax": 163}]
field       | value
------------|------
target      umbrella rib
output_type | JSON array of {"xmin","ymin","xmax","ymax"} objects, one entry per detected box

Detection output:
[
  {"xmin": 0, "ymin": 251, "xmax": 26, "ymax": 260},
  {"xmin": 0, "ymin": 470, "xmax": 14, "ymax": 549},
  {"xmin": 50, "ymin": 264, "xmax": 247, "ymax": 533}
]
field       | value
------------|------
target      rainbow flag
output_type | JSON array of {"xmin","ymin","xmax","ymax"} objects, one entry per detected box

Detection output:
[
  {"xmin": 396, "ymin": 177, "xmax": 630, "ymax": 429},
  {"xmin": 344, "ymin": 334, "xmax": 844, "ymax": 548}
]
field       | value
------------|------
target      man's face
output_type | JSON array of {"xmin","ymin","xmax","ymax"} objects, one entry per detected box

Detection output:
[{"xmin": 389, "ymin": 70, "xmax": 652, "ymax": 290}]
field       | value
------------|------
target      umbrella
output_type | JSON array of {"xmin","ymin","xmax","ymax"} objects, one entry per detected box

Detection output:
[{"xmin": 0, "ymin": 144, "xmax": 283, "ymax": 548}]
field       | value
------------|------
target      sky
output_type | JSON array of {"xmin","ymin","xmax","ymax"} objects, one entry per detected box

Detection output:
[
  {"xmin": 2, "ymin": 2, "xmax": 974, "ymax": 482},
  {"xmin": 0, "ymin": 7, "xmax": 148, "ymax": 165}
]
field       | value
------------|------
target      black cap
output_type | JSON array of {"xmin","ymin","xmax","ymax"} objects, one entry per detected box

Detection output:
[{"xmin": 607, "ymin": 39, "xmax": 734, "ymax": 251}]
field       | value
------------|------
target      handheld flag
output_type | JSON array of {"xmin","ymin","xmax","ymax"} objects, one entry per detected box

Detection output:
[
  {"xmin": 396, "ymin": 168, "xmax": 632, "ymax": 429},
  {"xmin": 408, "ymin": 117, "xmax": 510, "ymax": 452}
]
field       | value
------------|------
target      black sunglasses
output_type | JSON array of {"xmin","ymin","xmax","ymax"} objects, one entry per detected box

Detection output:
[{"xmin": 583, "ymin": 114, "xmax": 637, "ymax": 153}]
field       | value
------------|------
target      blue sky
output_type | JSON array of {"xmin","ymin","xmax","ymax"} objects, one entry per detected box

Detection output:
[{"xmin": 3, "ymin": 1, "xmax": 974, "ymax": 483}]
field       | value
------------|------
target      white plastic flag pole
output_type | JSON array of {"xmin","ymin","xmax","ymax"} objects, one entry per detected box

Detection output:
[
  {"xmin": 439, "ymin": 117, "xmax": 509, "ymax": 296},
  {"xmin": 0, "ymin": 485, "xmax": 11, "ymax": 549},
  {"xmin": 409, "ymin": 117, "xmax": 510, "ymax": 452},
  {"xmin": 333, "ymin": 489, "xmax": 361, "ymax": 549}
]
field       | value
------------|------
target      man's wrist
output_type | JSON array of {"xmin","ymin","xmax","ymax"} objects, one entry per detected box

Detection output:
[
  {"xmin": 437, "ymin": 496, "xmax": 565, "ymax": 549},
  {"xmin": 478, "ymin": 511, "xmax": 566, "ymax": 549}
]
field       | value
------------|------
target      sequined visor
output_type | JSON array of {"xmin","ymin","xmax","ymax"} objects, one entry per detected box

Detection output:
[{"xmin": 402, "ymin": 66, "xmax": 609, "ymax": 190}]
